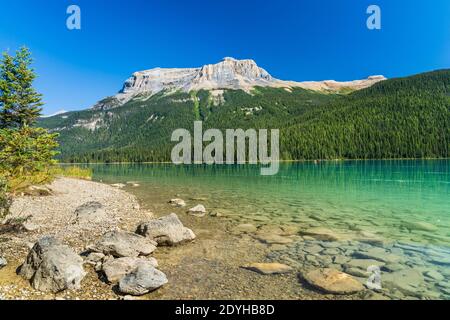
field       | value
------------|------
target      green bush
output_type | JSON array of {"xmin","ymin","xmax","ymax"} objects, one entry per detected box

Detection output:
[{"xmin": 0, "ymin": 126, "xmax": 59, "ymax": 191}]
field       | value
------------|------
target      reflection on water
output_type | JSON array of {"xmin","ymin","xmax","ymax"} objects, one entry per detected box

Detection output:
[{"xmin": 80, "ymin": 160, "xmax": 450, "ymax": 299}]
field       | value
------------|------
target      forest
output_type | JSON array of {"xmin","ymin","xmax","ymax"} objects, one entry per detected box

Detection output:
[{"xmin": 38, "ymin": 69, "xmax": 450, "ymax": 163}]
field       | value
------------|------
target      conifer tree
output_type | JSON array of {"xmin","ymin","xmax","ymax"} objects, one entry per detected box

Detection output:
[{"xmin": 0, "ymin": 47, "xmax": 43, "ymax": 128}]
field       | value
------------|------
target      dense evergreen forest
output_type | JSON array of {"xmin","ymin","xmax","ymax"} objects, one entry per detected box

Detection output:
[{"xmin": 38, "ymin": 69, "xmax": 450, "ymax": 163}]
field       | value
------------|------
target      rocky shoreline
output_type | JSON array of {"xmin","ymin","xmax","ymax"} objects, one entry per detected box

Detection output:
[{"xmin": 0, "ymin": 177, "xmax": 448, "ymax": 300}]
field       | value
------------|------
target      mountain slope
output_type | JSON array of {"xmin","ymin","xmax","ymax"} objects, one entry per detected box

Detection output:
[
  {"xmin": 38, "ymin": 66, "xmax": 449, "ymax": 162},
  {"xmin": 281, "ymin": 69, "xmax": 450, "ymax": 159}
]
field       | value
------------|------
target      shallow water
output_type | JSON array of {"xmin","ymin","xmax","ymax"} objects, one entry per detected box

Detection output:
[{"xmin": 83, "ymin": 160, "xmax": 450, "ymax": 299}]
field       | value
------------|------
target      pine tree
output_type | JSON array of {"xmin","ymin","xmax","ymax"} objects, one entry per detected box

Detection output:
[{"xmin": 0, "ymin": 47, "xmax": 43, "ymax": 129}]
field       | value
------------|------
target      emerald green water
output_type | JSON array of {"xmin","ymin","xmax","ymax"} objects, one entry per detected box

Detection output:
[
  {"xmin": 83, "ymin": 159, "xmax": 449, "ymax": 299},
  {"xmin": 87, "ymin": 160, "xmax": 449, "ymax": 246}
]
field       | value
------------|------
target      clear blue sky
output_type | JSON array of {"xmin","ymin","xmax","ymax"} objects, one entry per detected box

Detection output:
[{"xmin": 1, "ymin": 0, "xmax": 449, "ymax": 115}]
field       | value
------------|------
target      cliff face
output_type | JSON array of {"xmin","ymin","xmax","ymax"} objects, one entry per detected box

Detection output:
[{"xmin": 92, "ymin": 57, "xmax": 386, "ymax": 110}]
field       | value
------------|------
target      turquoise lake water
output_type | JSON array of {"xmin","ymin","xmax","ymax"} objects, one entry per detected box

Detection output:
[{"xmin": 84, "ymin": 160, "xmax": 450, "ymax": 299}]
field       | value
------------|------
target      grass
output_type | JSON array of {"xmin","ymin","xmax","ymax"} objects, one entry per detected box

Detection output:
[
  {"xmin": 3, "ymin": 165, "xmax": 92, "ymax": 194},
  {"xmin": 50, "ymin": 166, "xmax": 92, "ymax": 180}
]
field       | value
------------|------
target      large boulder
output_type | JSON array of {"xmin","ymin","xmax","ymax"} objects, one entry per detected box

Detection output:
[
  {"xmin": 19, "ymin": 237, "xmax": 86, "ymax": 293},
  {"xmin": 136, "ymin": 213, "xmax": 196, "ymax": 246},
  {"xmin": 102, "ymin": 257, "xmax": 158, "ymax": 284},
  {"xmin": 118, "ymin": 264, "xmax": 168, "ymax": 296},
  {"xmin": 88, "ymin": 230, "xmax": 157, "ymax": 258},
  {"xmin": 302, "ymin": 268, "xmax": 364, "ymax": 294}
]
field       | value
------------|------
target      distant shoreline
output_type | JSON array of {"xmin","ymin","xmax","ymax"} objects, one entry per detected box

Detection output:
[{"xmin": 58, "ymin": 157, "xmax": 450, "ymax": 165}]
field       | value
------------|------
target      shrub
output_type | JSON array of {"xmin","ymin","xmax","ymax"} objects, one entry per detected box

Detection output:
[{"xmin": 0, "ymin": 126, "xmax": 59, "ymax": 192}]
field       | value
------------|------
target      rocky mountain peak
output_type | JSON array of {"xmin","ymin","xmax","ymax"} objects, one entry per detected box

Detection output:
[{"xmin": 92, "ymin": 58, "xmax": 386, "ymax": 110}]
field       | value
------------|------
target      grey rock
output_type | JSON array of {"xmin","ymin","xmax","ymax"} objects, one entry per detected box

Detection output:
[
  {"xmin": 302, "ymin": 244, "xmax": 324, "ymax": 255},
  {"xmin": 19, "ymin": 237, "xmax": 86, "ymax": 293},
  {"xmin": 382, "ymin": 263, "xmax": 405, "ymax": 272},
  {"xmin": 188, "ymin": 204, "xmax": 207, "ymax": 217},
  {"xmin": 169, "ymin": 198, "xmax": 186, "ymax": 207},
  {"xmin": 322, "ymin": 248, "xmax": 340, "ymax": 256},
  {"xmin": 0, "ymin": 256, "xmax": 7, "ymax": 269},
  {"xmin": 382, "ymin": 269, "xmax": 425, "ymax": 298},
  {"xmin": 320, "ymin": 241, "xmax": 341, "ymax": 249},
  {"xmin": 353, "ymin": 247, "xmax": 404, "ymax": 263},
  {"xmin": 344, "ymin": 267, "xmax": 369, "ymax": 278},
  {"xmin": 118, "ymin": 264, "xmax": 168, "ymax": 296},
  {"xmin": 102, "ymin": 257, "xmax": 158, "ymax": 284},
  {"xmin": 136, "ymin": 213, "xmax": 196, "ymax": 246},
  {"xmin": 74, "ymin": 201, "xmax": 107, "ymax": 223},
  {"xmin": 89, "ymin": 230, "xmax": 157, "ymax": 258},
  {"xmin": 345, "ymin": 259, "xmax": 385, "ymax": 270},
  {"xmin": 333, "ymin": 255, "xmax": 350, "ymax": 265},
  {"xmin": 22, "ymin": 222, "xmax": 40, "ymax": 232},
  {"xmin": 83, "ymin": 252, "xmax": 105, "ymax": 266}
]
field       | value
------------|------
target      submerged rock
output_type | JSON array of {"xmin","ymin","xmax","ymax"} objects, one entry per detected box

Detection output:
[
  {"xmin": 118, "ymin": 264, "xmax": 168, "ymax": 296},
  {"xmin": 255, "ymin": 234, "xmax": 294, "ymax": 245},
  {"xmin": 243, "ymin": 263, "xmax": 293, "ymax": 275},
  {"xmin": 136, "ymin": 213, "xmax": 196, "ymax": 246},
  {"xmin": 424, "ymin": 270, "xmax": 444, "ymax": 281},
  {"xmin": 345, "ymin": 259, "xmax": 385, "ymax": 270},
  {"xmin": 232, "ymin": 223, "xmax": 257, "ymax": 234},
  {"xmin": 188, "ymin": 204, "xmax": 207, "ymax": 217},
  {"xmin": 169, "ymin": 198, "xmax": 186, "ymax": 207},
  {"xmin": 352, "ymin": 247, "xmax": 404, "ymax": 263},
  {"xmin": 102, "ymin": 257, "xmax": 158, "ymax": 284},
  {"xmin": 89, "ymin": 230, "xmax": 157, "ymax": 258},
  {"xmin": 19, "ymin": 237, "xmax": 86, "ymax": 293},
  {"xmin": 300, "ymin": 227, "xmax": 341, "ymax": 241},
  {"xmin": 383, "ymin": 269, "xmax": 425, "ymax": 297},
  {"xmin": 344, "ymin": 267, "xmax": 369, "ymax": 278},
  {"xmin": 302, "ymin": 268, "xmax": 364, "ymax": 294},
  {"xmin": 402, "ymin": 221, "xmax": 438, "ymax": 232}
]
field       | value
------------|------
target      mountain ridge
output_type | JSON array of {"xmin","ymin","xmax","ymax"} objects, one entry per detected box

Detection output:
[
  {"xmin": 91, "ymin": 57, "xmax": 386, "ymax": 111},
  {"xmin": 38, "ymin": 69, "xmax": 449, "ymax": 163}
]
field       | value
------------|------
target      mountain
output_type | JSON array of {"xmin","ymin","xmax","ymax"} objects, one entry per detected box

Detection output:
[
  {"xmin": 37, "ymin": 59, "xmax": 449, "ymax": 163},
  {"xmin": 91, "ymin": 57, "xmax": 386, "ymax": 110}
]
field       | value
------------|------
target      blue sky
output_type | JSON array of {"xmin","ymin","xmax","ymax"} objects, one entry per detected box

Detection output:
[{"xmin": 0, "ymin": 0, "xmax": 449, "ymax": 115}]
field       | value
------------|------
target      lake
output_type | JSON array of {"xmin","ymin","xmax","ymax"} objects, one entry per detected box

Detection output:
[{"xmin": 83, "ymin": 159, "xmax": 450, "ymax": 299}]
